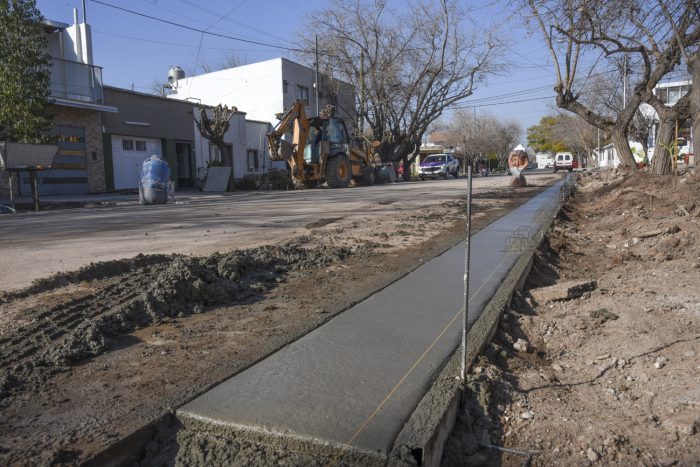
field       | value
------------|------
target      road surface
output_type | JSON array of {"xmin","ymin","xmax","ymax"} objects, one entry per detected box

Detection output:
[{"xmin": 0, "ymin": 174, "xmax": 554, "ymax": 292}]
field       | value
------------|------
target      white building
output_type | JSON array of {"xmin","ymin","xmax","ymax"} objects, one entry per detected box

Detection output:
[
  {"xmin": 167, "ymin": 57, "xmax": 356, "ymax": 130},
  {"xmin": 535, "ymin": 152, "xmax": 554, "ymax": 169},
  {"xmin": 594, "ymin": 141, "xmax": 645, "ymax": 168},
  {"xmin": 594, "ymin": 79, "xmax": 694, "ymax": 169}
]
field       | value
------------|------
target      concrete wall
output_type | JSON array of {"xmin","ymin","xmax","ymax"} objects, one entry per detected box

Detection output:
[
  {"xmin": 103, "ymin": 87, "xmax": 196, "ymax": 140},
  {"xmin": 169, "ymin": 58, "xmax": 284, "ymax": 125},
  {"xmin": 169, "ymin": 58, "xmax": 356, "ymax": 131},
  {"xmin": 46, "ymin": 20, "xmax": 93, "ymax": 64},
  {"xmin": 244, "ymin": 120, "xmax": 286, "ymax": 174},
  {"xmin": 281, "ymin": 59, "xmax": 356, "ymax": 129},
  {"xmin": 51, "ymin": 104, "xmax": 105, "ymax": 192}
]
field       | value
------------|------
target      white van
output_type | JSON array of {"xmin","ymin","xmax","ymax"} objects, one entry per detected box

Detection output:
[{"xmin": 554, "ymin": 152, "xmax": 573, "ymax": 172}]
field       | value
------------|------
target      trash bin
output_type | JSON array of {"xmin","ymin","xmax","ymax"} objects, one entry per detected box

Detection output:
[{"xmin": 139, "ymin": 154, "xmax": 170, "ymax": 205}]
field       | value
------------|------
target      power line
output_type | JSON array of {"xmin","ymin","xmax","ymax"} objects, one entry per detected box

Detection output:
[
  {"xmin": 90, "ymin": 0, "xmax": 311, "ymax": 54},
  {"xmin": 176, "ymin": 0, "xmax": 290, "ymax": 46},
  {"xmin": 92, "ymin": 29, "xmax": 270, "ymax": 52}
]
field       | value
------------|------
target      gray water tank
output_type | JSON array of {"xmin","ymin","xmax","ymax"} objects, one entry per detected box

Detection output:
[{"xmin": 168, "ymin": 66, "xmax": 185, "ymax": 83}]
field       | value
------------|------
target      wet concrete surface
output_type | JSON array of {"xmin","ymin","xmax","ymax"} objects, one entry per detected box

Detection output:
[{"xmin": 177, "ymin": 180, "xmax": 566, "ymax": 459}]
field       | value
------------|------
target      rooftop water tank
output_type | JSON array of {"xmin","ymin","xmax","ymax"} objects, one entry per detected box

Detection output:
[{"xmin": 168, "ymin": 66, "xmax": 185, "ymax": 84}]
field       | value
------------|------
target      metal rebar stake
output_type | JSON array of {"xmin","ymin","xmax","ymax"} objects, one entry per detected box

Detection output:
[{"xmin": 461, "ymin": 164, "xmax": 473, "ymax": 384}]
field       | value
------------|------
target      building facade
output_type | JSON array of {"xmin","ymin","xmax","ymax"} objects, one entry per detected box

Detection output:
[
  {"xmin": 28, "ymin": 12, "xmax": 117, "ymax": 195},
  {"xmin": 101, "ymin": 87, "xmax": 199, "ymax": 191},
  {"xmin": 167, "ymin": 57, "xmax": 356, "ymax": 131}
]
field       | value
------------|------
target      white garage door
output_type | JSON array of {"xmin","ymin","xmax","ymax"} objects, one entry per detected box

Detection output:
[{"xmin": 112, "ymin": 136, "xmax": 162, "ymax": 190}]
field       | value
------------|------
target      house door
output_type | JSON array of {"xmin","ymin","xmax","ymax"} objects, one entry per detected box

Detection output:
[{"xmin": 175, "ymin": 142, "xmax": 193, "ymax": 188}]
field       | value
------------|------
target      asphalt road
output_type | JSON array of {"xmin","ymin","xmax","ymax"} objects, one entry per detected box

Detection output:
[{"xmin": 0, "ymin": 174, "xmax": 553, "ymax": 292}]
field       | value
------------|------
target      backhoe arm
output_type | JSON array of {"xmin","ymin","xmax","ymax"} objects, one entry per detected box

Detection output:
[{"xmin": 266, "ymin": 100, "xmax": 310, "ymax": 180}]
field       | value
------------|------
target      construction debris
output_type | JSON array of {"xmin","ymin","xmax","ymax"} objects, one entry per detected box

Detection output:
[{"xmin": 530, "ymin": 279, "xmax": 597, "ymax": 303}]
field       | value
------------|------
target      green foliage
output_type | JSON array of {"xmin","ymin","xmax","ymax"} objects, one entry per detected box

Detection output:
[
  {"xmin": 0, "ymin": 0, "xmax": 53, "ymax": 143},
  {"xmin": 526, "ymin": 116, "xmax": 568, "ymax": 154}
]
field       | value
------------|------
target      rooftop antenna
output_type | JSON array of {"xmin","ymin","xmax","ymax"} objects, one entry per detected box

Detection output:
[{"xmin": 82, "ymin": 0, "xmax": 87, "ymax": 22}]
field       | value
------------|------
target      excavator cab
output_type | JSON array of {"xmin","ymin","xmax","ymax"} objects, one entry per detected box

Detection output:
[{"xmin": 304, "ymin": 117, "xmax": 350, "ymax": 164}]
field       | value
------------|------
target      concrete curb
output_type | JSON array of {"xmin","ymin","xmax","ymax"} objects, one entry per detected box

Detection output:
[{"xmin": 389, "ymin": 176, "xmax": 573, "ymax": 467}]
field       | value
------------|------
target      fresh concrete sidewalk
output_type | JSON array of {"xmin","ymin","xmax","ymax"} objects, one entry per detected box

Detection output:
[{"xmin": 176, "ymin": 180, "xmax": 565, "ymax": 463}]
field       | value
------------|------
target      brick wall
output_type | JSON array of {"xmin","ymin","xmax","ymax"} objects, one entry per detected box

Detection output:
[{"xmin": 51, "ymin": 105, "xmax": 106, "ymax": 192}]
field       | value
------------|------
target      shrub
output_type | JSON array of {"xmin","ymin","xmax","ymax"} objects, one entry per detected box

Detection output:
[
  {"xmin": 266, "ymin": 169, "xmax": 293, "ymax": 190},
  {"xmin": 235, "ymin": 174, "xmax": 258, "ymax": 190}
]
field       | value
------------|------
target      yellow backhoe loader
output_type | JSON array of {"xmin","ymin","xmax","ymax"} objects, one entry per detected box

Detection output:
[{"xmin": 267, "ymin": 100, "xmax": 379, "ymax": 189}]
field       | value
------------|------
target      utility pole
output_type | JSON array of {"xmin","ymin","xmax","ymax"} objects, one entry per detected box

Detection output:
[
  {"xmin": 315, "ymin": 34, "xmax": 320, "ymax": 117},
  {"xmin": 461, "ymin": 164, "xmax": 473, "ymax": 387},
  {"xmin": 597, "ymin": 127, "xmax": 601, "ymax": 166}
]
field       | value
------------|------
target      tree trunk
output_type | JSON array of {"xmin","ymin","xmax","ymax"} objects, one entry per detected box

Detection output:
[
  {"xmin": 689, "ymin": 52, "xmax": 700, "ymax": 165},
  {"xmin": 402, "ymin": 155, "xmax": 412, "ymax": 182},
  {"xmin": 587, "ymin": 148, "xmax": 598, "ymax": 168},
  {"xmin": 651, "ymin": 116, "xmax": 674, "ymax": 175},
  {"xmin": 610, "ymin": 128, "xmax": 638, "ymax": 170}
]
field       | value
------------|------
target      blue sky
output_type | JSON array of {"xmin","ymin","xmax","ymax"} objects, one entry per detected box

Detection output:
[{"xmin": 37, "ymin": 0, "xmax": 561, "ymax": 136}]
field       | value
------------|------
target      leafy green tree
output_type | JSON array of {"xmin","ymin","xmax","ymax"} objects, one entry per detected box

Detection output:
[
  {"xmin": 0, "ymin": 0, "xmax": 52, "ymax": 143},
  {"xmin": 526, "ymin": 116, "xmax": 568, "ymax": 154}
]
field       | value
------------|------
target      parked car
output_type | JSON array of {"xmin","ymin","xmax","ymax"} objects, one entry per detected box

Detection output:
[
  {"xmin": 553, "ymin": 152, "xmax": 574, "ymax": 172},
  {"xmin": 419, "ymin": 154, "xmax": 460, "ymax": 180}
]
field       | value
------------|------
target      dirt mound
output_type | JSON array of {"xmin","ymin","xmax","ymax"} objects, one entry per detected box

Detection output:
[
  {"xmin": 0, "ymin": 254, "xmax": 173, "ymax": 302},
  {"xmin": 0, "ymin": 242, "xmax": 366, "ymax": 400}
]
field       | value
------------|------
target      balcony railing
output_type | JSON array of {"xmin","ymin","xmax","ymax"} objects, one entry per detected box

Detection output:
[{"xmin": 49, "ymin": 57, "xmax": 104, "ymax": 104}]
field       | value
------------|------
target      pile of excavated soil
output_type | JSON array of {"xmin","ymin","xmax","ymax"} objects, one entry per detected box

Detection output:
[
  {"xmin": 0, "ymin": 241, "xmax": 368, "ymax": 399},
  {"xmin": 443, "ymin": 169, "xmax": 700, "ymax": 466}
]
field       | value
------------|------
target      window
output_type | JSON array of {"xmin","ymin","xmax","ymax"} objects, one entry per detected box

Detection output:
[
  {"xmin": 122, "ymin": 139, "xmax": 134, "ymax": 151},
  {"xmin": 209, "ymin": 142, "xmax": 221, "ymax": 163},
  {"xmin": 297, "ymin": 85, "xmax": 309, "ymax": 104},
  {"xmin": 247, "ymin": 149, "xmax": 259, "ymax": 171},
  {"xmin": 135, "ymin": 140, "xmax": 147, "ymax": 151},
  {"xmin": 668, "ymin": 87, "xmax": 681, "ymax": 105},
  {"xmin": 283, "ymin": 79, "xmax": 288, "ymax": 94}
]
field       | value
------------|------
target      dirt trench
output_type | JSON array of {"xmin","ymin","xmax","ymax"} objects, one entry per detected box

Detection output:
[{"xmin": 443, "ymin": 169, "xmax": 700, "ymax": 466}]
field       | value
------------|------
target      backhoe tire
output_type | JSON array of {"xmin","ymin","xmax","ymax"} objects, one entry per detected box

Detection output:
[
  {"xmin": 361, "ymin": 166, "xmax": 375, "ymax": 186},
  {"xmin": 326, "ymin": 155, "xmax": 352, "ymax": 188}
]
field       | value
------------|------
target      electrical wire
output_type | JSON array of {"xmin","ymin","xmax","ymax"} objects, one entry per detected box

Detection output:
[{"xmin": 90, "ymin": 0, "xmax": 312, "ymax": 54}]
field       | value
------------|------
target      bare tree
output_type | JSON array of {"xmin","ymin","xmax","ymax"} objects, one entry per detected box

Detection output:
[
  {"xmin": 301, "ymin": 0, "xmax": 499, "ymax": 180},
  {"xmin": 550, "ymin": 113, "xmax": 599, "ymax": 165},
  {"xmin": 445, "ymin": 109, "xmax": 482, "ymax": 167},
  {"xmin": 193, "ymin": 104, "xmax": 237, "ymax": 170},
  {"xmin": 447, "ymin": 110, "xmax": 520, "ymax": 169},
  {"xmin": 526, "ymin": 0, "xmax": 697, "ymax": 171}
]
